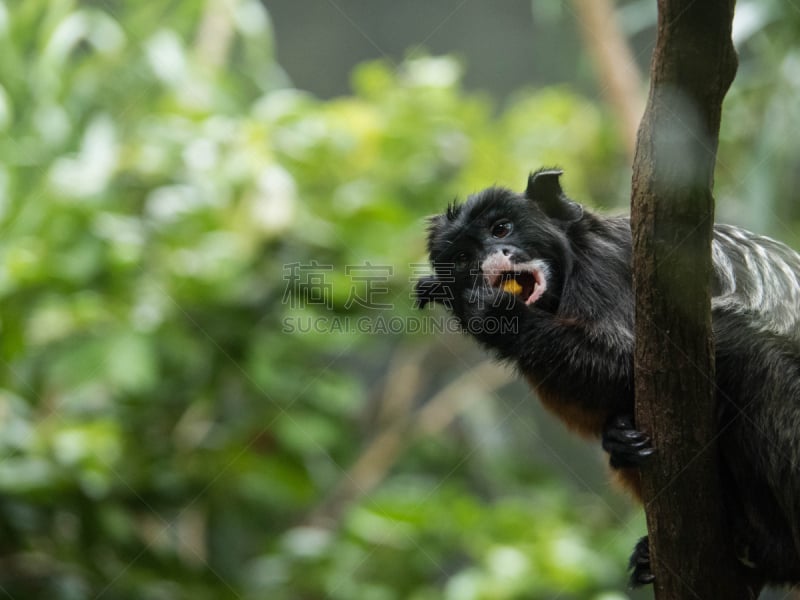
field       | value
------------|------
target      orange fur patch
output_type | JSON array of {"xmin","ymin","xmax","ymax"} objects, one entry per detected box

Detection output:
[
  {"xmin": 526, "ymin": 377, "xmax": 607, "ymax": 439},
  {"xmin": 524, "ymin": 376, "xmax": 643, "ymax": 503},
  {"xmin": 610, "ymin": 467, "xmax": 643, "ymax": 502}
]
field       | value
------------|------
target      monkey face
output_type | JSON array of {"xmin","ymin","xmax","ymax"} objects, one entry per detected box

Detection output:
[{"xmin": 416, "ymin": 170, "xmax": 582, "ymax": 316}]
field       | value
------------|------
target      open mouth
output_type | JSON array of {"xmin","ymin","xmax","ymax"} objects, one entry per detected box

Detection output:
[{"xmin": 483, "ymin": 261, "xmax": 547, "ymax": 306}]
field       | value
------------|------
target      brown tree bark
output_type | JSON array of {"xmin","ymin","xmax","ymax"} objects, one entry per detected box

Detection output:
[{"xmin": 630, "ymin": 1, "xmax": 760, "ymax": 598}]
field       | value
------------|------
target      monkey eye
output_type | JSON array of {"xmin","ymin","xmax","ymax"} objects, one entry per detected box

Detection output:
[
  {"xmin": 455, "ymin": 251, "xmax": 470, "ymax": 267},
  {"xmin": 491, "ymin": 219, "xmax": 513, "ymax": 238}
]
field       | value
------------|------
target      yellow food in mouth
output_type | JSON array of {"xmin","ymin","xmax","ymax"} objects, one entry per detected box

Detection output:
[{"xmin": 501, "ymin": 278, "xmax": 523, "ymax": 295}]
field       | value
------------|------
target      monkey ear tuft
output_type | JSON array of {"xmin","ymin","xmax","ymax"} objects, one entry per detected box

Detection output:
[
  {"xmin": 526, "ymin": 168, "xmax": 564, "ymax": 201},
  {"xmin": 525, "ymin": 168, "xmax": 583, "ymax": 223},
  {"xmin": 445, "ymin": 201, "xmax": 462, "ymax": 222}
]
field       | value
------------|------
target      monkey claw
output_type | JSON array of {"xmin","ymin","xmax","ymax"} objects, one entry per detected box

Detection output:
[{"xmin": 602, "ymin": 414, "xmax": 655, "ymax": 469}]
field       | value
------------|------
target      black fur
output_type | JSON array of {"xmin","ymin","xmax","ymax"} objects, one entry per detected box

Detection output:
[{"xmin": 417, "ymin": 168, "xmax": 800, "ymax": 589}]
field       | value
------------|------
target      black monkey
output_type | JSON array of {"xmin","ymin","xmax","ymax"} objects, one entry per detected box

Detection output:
[{"xmin": 416, "ymin": 168, "xmax": 800, "ymax": 589}]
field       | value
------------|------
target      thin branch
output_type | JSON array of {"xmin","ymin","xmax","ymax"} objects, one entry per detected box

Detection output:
[
  {"xmin": 572, "ymin": 0, "xmax": 644, "ymax": 163},
  {"xmin": 193, "ymin": 0, "xmax": 236, "ymax": 70},
  {"xmin": 307, "ymin": 359, "xmax": 512, "ymax": 527}
]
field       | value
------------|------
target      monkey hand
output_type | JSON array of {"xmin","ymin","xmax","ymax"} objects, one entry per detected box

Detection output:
[
  {"xmin": 628, "ymin": 536, "xmax": 655, "ymax": 588},
  {"xmin": 602, "ymin": 414, "xmax": 655, "ymax": 469}
]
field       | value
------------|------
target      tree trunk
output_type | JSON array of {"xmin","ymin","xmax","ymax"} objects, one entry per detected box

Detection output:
[{"xmin": 630, "ymin": 1, "xmax": 760, "ymax": 598}]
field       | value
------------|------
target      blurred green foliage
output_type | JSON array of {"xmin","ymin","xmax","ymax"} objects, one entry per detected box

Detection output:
[{"xmin": 0, "ymin": 1, "xmax": 797, "ymax": 599}]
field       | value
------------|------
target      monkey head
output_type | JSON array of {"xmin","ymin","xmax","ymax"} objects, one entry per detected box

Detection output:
[{"xmin": 415, "ymin": 169, "xmax": 583, "ymax": 318}]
